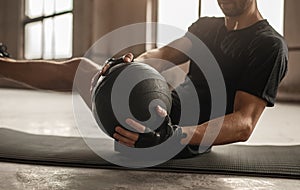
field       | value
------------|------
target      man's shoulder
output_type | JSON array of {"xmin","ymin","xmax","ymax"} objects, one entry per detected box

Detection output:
[
  {"xmin": 188, "ymin": 17, "xmax": 224, "ymax": 34},
  {"xmin": 251, "ymin": 21, "xmax": 287, "ymax": 51},
  {"xmin": 199, "ymin": 16, "xmax": 224, "ymax": 21},
  {"xmin": 193, "ymin": 17, "xmax": 224, "ymax": 26}
]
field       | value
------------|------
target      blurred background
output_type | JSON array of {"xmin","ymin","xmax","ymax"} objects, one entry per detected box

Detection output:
[{"xmin": 0, "ymin": 0, "xmax": 299, "ymax": 100}]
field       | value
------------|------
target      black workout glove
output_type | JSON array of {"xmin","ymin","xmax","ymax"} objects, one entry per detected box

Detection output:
[{"xmin": 135, "ymin": 116, "xmax": 186, "ymax": 148}]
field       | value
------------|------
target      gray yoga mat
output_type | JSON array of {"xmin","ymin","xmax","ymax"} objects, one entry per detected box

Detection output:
[{"xmin": 0, "ymin": 128, "xmax": 299, "ymax": 179}]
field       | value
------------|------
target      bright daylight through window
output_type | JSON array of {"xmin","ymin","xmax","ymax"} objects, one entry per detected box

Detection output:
[
  {"xmin": 157, "ymin": 0, "xmax": 199, "ymax": 47},
  {"xmin": 24, "ymin": 0, "xmax": 73, "ymax": 59}
]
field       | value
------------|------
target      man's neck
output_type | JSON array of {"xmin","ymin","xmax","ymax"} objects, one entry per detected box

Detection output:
[{"xmin": 224, "ymin": 5, "xmax": 264, "ymax": 31}]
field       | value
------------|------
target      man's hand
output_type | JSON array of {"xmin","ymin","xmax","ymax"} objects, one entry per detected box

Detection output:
[
  {"xmin": 113, "ymin": 106, "xmax": 185, "ymax": 148},
  {"xmin": 122, "ymin": 53, "xmax": 134, "ymax": 63},
  {"xmin": 90, "ymin": 53, "xmax": 135, "ymax": 93}
]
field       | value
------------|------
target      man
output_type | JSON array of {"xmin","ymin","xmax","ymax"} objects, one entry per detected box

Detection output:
[
  {"xmin": 0, "ymin": 0, "xmax": 287, "ymax": 157},
  {"xmin": 112, "ymin": 0, "xmax": 288, "ymax": 156}
]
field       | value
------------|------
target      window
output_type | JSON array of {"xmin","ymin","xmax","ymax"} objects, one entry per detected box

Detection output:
[
  {"xmin": 24, "ymin": 0, "xmax": 73, "ymax": 59},
  {"xmin": 200, "ymin": 0, "xmax": 285, "ymax": 35},
  {"xmin": 157, "ymin": 0, "xmax": 200, "ymax": 47}
]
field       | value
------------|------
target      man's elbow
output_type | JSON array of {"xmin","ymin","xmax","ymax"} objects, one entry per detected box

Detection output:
[{"xmin": 239, "ymin": 122, "xmax": 254, "ymax": 142}]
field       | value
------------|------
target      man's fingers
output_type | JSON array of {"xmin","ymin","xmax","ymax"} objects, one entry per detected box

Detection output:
[
  {"xmin": 115, "ymin": 126, "xmax": 139, "ymax": 141},
  {"xmin": 118, "ymin": 141, "xmax": 134, "ymax": 148},
  {"xmin": 156, "ymin": 105, "xmax": 168, "ymax": 117},
  {"xmin": 126, "ymin": 119, "xmax": 146, "ymax": 133},
  {"xmin": 113, "ymin": 132, "xmax": 135, "ymax": 147},
  {"xmin": 122, "ymin": 53, "xmax": 134, "ymax": 63}
]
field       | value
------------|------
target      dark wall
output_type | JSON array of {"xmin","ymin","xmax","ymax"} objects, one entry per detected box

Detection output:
[
  {"xmin": 277, "ymin": 0, "xmax": 300, "ymax": 101},
  {"xmin": 73, "ymin": 0, "xmax": 157, "ymax": 58},
  {"xmin": 0, "ymin": 0, "xmax": 24, "ymax": 58}
]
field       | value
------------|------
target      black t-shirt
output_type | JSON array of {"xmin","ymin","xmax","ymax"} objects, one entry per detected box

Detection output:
[{"xmin": 175, "ymin": 17, "xmax": 288, "ymax": 124}]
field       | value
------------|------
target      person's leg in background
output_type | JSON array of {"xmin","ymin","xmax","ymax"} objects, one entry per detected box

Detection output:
[{"xmin": 0, "ymin": 57, "xmax": 100, "ymax": 108}]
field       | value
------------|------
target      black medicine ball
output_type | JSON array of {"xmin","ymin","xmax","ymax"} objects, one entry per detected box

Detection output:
[{"xmin": 92, "ymin": 62, "xmax": 172, "ymax": 137}]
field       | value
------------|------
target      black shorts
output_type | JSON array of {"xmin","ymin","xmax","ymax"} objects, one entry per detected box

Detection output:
[
  {"xmin": 169, "ymin": 90, "xmax": 212, "ymax": 159},
  {"xmin": 169, "ymin": 90, "xmax": 181, "ymax": 125}
]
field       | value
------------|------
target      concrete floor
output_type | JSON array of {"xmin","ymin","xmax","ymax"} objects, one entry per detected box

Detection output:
[
  {"xmin": 0, "ymin": 89, "xmax": 300, "ymax": 189},
  {"xmin": 1, "ymin": 162, "xmax": 300, "ymax": 190}
]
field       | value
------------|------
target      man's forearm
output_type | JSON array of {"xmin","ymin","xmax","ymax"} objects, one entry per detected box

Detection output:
[{"xmin": 182, "ymin": 112, "xmax": 254, "ymax": 146}]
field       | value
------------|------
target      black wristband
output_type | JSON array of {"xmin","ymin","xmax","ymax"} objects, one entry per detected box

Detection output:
[{"xmin": 135, "ymin": 116, "xmax": 186, "ymax": 148}]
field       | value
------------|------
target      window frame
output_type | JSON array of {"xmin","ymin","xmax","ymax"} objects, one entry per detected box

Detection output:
[{"xmin": 23, "ymin": 0, "xmax": 73, "ymax": 60}]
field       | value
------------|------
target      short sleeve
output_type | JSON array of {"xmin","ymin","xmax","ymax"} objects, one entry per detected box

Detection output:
[
  {"xmin": 237, "ymin": 36, "xmax": 288, "ymax": 107},
  {"xmin": 185, "ymin": 17, "xmax": 222, "ymax": 39},
  {"xmin": 187, "ymin": 18, "xmax": 203, "ymax": 35}
]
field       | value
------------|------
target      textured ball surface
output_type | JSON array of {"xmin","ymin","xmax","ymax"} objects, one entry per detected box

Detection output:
[{"xmin": 93, "ymin": 62, "xmax": 172, "ymax": 137}]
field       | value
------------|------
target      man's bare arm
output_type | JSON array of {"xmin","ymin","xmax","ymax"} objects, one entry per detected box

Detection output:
[
  {"xmin": 135, "ymin": 37, "xmax": 192, "ymax": 72},
  {"xmin": 182, "ymin": 91, "xmax": 267, "ymax": 145},
  {"xmin": 114, "ymin": 91, "xmax": 267, "ymax": 147}
]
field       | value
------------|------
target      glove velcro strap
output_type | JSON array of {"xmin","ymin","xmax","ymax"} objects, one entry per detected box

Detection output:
[{"xmin": 135, "ymin": 116, "xmax": 185, "ymax": 148}]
